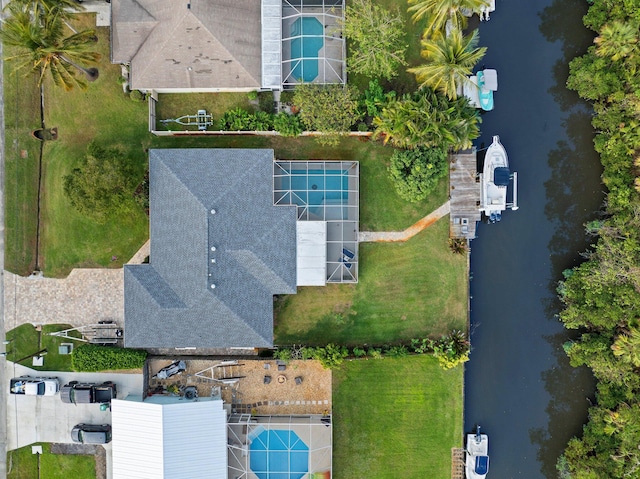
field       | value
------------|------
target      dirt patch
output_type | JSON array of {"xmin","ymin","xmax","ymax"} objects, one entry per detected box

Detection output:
[{"xmin": 147, "ymin": 358, "xmax": 331, "ymax": 415}]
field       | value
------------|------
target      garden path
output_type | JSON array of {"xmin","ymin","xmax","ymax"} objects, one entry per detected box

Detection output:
[{"xmin": 359, "ymin": 201, "xmax": 450, "ymax": 243}]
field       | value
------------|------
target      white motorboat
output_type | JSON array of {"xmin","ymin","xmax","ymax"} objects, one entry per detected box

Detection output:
[
  {"xmin": 479, "ymin": 135, "xmax": 518, "ymax": 223},
  {"xmin": 466, "ymin": 426, "xmax": 489, "ymax": 479}
]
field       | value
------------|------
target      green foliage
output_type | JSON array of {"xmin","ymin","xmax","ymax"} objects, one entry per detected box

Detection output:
[
  {"xmin": 342, "ymin": 0, "xmax": 407, "ymax": 80},
  {"xmin": 411, "ymin": 338, "xmax": 430, "ymax": 354},
  {"xmin": 279, "ymin": 90, "xmax": 295, "ymax": 104},
  {"xmin": 130, "ymin": 90, "xmax": 144, "ymax": 102},
  {"xmin": 448, "ymin": 237, "xmax": 467, "ymax": 254},
  {"xmin": 385, "ymin": 345, "xmax": 408, "ymax": 358},
  {"xmin": 353, "ymin": 347, "xmax": 367, "ymax": 357},
  {"xmin": 71, "ymin": 344, "xmax": 147, "ymax": 372},
  {"xmin": 363, "ymin": 79, "xmax": 395, "ymax": 118},
  {"xmin": 220, "ymin": 107, "xmax": 253, "ymax": 130},
  {"xmin": 373, "ymin": 89, "xmax": 480, "ymax": 150},
  {"xmin": 388, "ymin": 147, "xmax": 448, "ymax": 202},
  {"xmin": 247, "ymin": 90, "xmax": 258, "ymax": 101},
  {"xmin": 368, "ymin": 348, "xmax": 383, "ymax": 359},
  {"xmin": 558, "ymin": 1, "xmax": 640, "ymax": 477},
  {"xmin": 248, "ymin": 110, "xmax": 274, "ymax": 131},
  {"xmin": 63, "ymin": 142, "xmax": 139, "ymax": 223},
  {"xmin": 273, "ymin": 348, "xmax": 293, "ymax": 363},
  {"xmin": 407, "ymin": 0, "xmax": 491, "ymax": 35},
  {"xmin": 430, "ymin": 330, "xmax": 470, "ymax": 370},
  {"xmin": 258, "ymin": 91, "xmax": 275, "ymax": 113},
  {"xmin": 273, "ymin": 112, "xmax": 303, "ymax": 137},
  {"xmin": 306, "ymin": 343, "xmax": 349, "ymax": 369},
  {"xmin": 293, "ymin": 84, "xmax": 363, "ymax": 146}
]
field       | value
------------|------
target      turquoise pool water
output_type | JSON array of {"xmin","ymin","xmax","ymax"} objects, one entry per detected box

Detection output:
[
  {"xmin": 249, "ymin": 429, "xmax": 309, "ymax": 479},
  {"xmin": 290, "ymin": 17, "xmax": 323, "ymax": 82},
  {"xmin": 282, "ymin": 170, "xmax": 348, "ymax": 207}
]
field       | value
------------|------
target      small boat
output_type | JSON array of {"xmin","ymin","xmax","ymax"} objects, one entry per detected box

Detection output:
[
  {"xmin": 479, "ymin": 135, "xmax": 518, "ymax": 223},
  {"xmin": 460, "ymin": 69, "xmax": 498, "ymax": 111},
  {"xmin": 476, "ymin": 69, "xmax": 497, "ymax": 111},
  {"xmin": 466, "ymin": 426, "xmax": 489, "ymax": 479}
]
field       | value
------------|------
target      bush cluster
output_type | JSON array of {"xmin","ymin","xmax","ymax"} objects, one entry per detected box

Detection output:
[
  {"xmin": 217, "ymin": 107, "xmax": 303, "ymax": 136},
  {"xmin": 71, "ymin": 344, "xmax": 147, "ymax": 372}
]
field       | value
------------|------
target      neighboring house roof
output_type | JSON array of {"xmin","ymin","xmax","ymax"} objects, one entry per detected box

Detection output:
[
  {"xmin": 124, "ymin": 149, "xmax": 297, "ymax": 349},
  {"xmin": 111, "ymin": 0, "xmax": 262, "ymax": 90},
  {"xmin": 111, "ymin": 398, "xmax": 227, "ymax": 479}
]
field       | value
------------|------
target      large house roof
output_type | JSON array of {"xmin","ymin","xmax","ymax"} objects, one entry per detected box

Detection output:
[
  {"xmin": 111, "ymin": 0, "xmax": 262, "ymax": 90},
  {"xmin": 124, "ymin": 149, "xmax": 297, "ymax": 349}
]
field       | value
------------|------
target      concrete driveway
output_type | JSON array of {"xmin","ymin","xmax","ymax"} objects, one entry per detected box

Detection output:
[{"xmin": 6, "ymin": 362, "xmax": 143, "ymax": 451}]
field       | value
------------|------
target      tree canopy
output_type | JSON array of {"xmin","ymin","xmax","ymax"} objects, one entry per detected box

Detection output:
[
  {"xmin": 388, "ymin": 147, "xmax": 448, "ymax": 202},
  {"xmin": 293, "ymin": 83, "xmax": 362, "ymax": 146},
  {"xmin": 342, "ymin": 0, "xmax": 407, "ymax": 80},
  {"xmin": 556, "ymin": 1, "xmax": 640, "ymax": 478}
]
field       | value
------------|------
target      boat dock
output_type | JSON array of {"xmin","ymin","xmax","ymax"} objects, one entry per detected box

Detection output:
[{"xmin": 450, "ymin": 149, "xmax": 481, "ymax": 240}]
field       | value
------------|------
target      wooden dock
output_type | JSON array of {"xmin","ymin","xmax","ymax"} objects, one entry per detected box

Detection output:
[
  {"xmin": 450, "ymin": 149, "xmax": 481, "ymax": 240},
  {"xmin": 451, "ymin": 447, "xmax": 465, "ymax": 479}
]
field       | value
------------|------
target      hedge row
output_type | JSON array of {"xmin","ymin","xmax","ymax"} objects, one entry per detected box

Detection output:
[{"xmin": 71, "ymin": 344, "xmax": 147, "ymax": 372}]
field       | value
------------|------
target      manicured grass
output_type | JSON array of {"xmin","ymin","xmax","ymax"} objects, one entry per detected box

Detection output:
[
  {"xmin": 6, "ymin": 324, "xmax": 81, "ymax": 372},
  {"xmin": 39, "ymin": 16, "xmax": 150, "ymax": 277},
  {"xmin": 8, "ymin": 444, "xmax": 95, "ymax": 479},
  {"xmin": 274, "ymin": 218, "xmax": 467, "ymax": 346},
  {"xmin": 3, "ymin": 55, "xmax": 42, "ymax": 276},
  {"xmin": 333, "ymin": 355, "xmax": 463, "ymax": 478}
]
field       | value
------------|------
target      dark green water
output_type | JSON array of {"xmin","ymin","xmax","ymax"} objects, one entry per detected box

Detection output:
[{"xmin": 465, "ymin": 1, "xmax": 602, "ymax": 477}]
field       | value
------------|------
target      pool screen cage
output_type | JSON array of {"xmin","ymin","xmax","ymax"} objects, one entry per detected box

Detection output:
[
  {"xmin": 227, "ymin": 414, "xmax": 332, "ymax": 479},
  {"xmin": 274, "ymin": 161, "xmax": 359, "ymax": 283},
  {"xmin": 281, "ymin": 0, "xmax": 346, "ymax": 87}
]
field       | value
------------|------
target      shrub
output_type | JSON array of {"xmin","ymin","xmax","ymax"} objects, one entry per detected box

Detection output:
[
  {"xmin": 363, "ymin": 79, "xmax": 394, "ymax": 118},
  {"xmin": 248, "ymin": 110, "xmax": 274, "ymax": 131},
  {"xmin": 388, "ymin": 147, "xmax": 448, "ymax": 202},
  {"xmin": 247, "ymin": 90, "xmax": 259, "ymax": 101},
  {"xmin": 385, "ymin": 345, "xmax": 409, "ymax": 358},
  {"xmin": 220, "ymin": 107, "xmax": 253, "ymax": 130},
  {"xmin": 353, "ymin": 347, "xmax": 367, "ymax": 358},
  {"xmin": 130, "ymin": 90, "xmax": 145, "ymax": 102},
  {"xmin": 258, "ymin": 91, "xmax": 275, "ymax": 113},
  {"xmin": 280, "ymin": 90, "xmax": 295, "ymax": 104},
  {"xmin": 63, "ymin": 142, "xmax": 139, "ymax": 223},
  {"xmin": 274, "ymin": 112, "xmax": 304, "ymax": 137},
  {"xmin": 431, "ymin": 330, "xmax": 470, "ymax": 370},
  {"xmin": 448, "ymin": 238, "xmax": 468, "ymax": 254},
  {"xmin": 309, "ymin": 343, "xmax": 349, "ymax": 369},
  {"xmin": 411, "ymin": 338, "xmax": 430, "ymax": 354},
  {"xmin": 273, "ymin": 348, "xmax": 293, "ymax": 363},
  {"xmin": 368, "ymin": 348, "xmax": 383, "ymax": 359},
  {"xmin": 71, "ymin": 344, "xmax": 147, "ymax": 372}
]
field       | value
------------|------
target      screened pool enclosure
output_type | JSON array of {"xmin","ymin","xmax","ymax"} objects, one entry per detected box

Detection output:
[
  {"xmin": 274, "ymin": 161, "xmax": 358, "ymax": 283},
  {"xmin": 281, "ymin": 0, "xmax": 346, "ymax": 87}
]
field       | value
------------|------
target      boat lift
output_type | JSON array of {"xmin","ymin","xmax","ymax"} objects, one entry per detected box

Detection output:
[
  {"xmin": 160, "ymin": 109, "xmax": 212, "ymax": 131},
  {"xmin": 508, "ymin": 172, "xmax": 519, "ymax": 211},
  {"xmin": 49, "ymin": 322, "xmax": 123, "ymax": 344}
]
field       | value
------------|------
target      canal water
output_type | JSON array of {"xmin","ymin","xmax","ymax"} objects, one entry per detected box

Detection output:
[{"xmin": 464, "ymin": 1, "xmax": 603, "ymax": 478}]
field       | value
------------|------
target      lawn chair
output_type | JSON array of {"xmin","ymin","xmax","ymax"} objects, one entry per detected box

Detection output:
[{"xmin": 341, "ymin": 248, "xmax": 355, "ymax": 269}]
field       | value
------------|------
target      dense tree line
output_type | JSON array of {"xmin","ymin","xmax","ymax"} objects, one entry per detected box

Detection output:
[{"xmin": 557, "ymin": 1, "xmax": 640, "ymax": 477}]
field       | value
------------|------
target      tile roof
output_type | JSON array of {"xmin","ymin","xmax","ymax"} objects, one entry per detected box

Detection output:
[
  {"xmin": 124, "ymin": 149, "xmax": 297, "ymax": 349},
  {"xmin": 111, "ymin": 0, "xmax": 262, "ymax": 90}
]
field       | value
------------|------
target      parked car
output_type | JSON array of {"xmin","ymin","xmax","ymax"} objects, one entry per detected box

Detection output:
[
  {"xmin": 10, "ymin": 376, "xmax": 59, "ymax": 396},
  {"xmin": 71, "ymin": 424, "xmax": 112, "ymax": 444},
  {"xmin": 61, "ymin": 381, "xmax": 117, "ymax": 404}
]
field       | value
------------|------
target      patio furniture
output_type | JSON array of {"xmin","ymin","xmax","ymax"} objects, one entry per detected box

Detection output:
[
  {"xmin": 341, "ymin": 248, "xmax": 355, "ymax": 269},
  {"xmin": 264, "ymin": 375, "xmax": 272, "ymax": 384},
  {"xmin": 295, "ymin": 376, "xmax": 303, "ymax": 385}
]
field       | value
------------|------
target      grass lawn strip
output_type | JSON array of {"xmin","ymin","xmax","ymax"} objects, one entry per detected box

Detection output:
[
  {"xmin": 8, "ymin": 443, "xmax": 95, "ymax": 479},
  {"xmin": 6, "ymin": 324, "xmax": 80, "ymax": 371},
  {"xmin": 274, "ymin": 218, "xmax": 466, "ymax": 346},
  {"xmin": 333, "ymin": 355, "xmax": 463, "ymax": 478}
]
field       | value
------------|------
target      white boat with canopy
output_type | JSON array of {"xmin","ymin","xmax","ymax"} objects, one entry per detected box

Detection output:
[{"xmin": 479, "ymin": 135, "xmax": 518, "ymax": 223}]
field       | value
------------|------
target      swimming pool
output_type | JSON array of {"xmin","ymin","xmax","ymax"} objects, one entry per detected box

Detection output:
[
  {"xmin": 290, "ymin": 17, "xmax": 323, "ymax": 82},
  {"xmin": 249, "ymin": 429, "xmax": 309, "ymax": 479},
  {"xmin": 284, "ymin": 170, "xmax": 348, "ymax": 207}
]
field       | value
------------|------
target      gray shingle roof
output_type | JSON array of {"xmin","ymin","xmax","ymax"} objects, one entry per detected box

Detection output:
[
  {"xmin": 124, "ymin": 149, "xmax": 297, "ymax": 349},
  {"xmin": 111, "ymin": 0, "xmax": 262, "ymax": 90}
]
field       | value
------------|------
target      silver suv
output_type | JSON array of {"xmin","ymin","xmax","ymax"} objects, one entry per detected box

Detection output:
[{"xmin": 71, "ymin": 424, "xmax": 112, "ymax": 444}]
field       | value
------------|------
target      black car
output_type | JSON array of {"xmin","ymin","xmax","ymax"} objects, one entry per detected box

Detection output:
[{"xmin": 71, "ymin": 424, "xmax": 112, "ymax": 444}]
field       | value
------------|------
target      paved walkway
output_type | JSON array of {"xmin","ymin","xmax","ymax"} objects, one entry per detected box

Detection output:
[
  {"xmin": 3, "ymin": 242, "xmax": 149, "ymax": 332},
  {"xmin": 359, "ymin": 201, "xmax": 450, "ymax": 242}
]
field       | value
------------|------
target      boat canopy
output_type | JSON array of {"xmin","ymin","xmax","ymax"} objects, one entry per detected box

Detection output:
[
  {"xmin": 475, "ymin": 455, "xmax": 489, "ymax": 475},
  {"xmin": 494, "ymin": 167, "xmax": 511, "ymax": 186}
]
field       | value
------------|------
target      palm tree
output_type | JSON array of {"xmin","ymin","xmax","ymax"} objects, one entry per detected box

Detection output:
[
  {"xmin": 0, "ymin": 2, "xmax": 100, "ymax": 90},
  {"xmin": 407, "ymin": 0, "xmax": 490, "ymax": 35},
  {"xmin": 373, "ymin": 89, "xmax": 479, "ymax": 150},
  {"xmin": 594, "ymin": 20, "xmax": 639, "ymax": 62},
  {"xmin": 408, "ymin": 28, "xmax": 486, "ymax": 100},
  {"xmin": 612, "ymin": 327, "xmax": 640, "ymax": 368}
]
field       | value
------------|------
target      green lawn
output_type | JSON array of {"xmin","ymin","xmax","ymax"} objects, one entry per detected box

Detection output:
[
  {"xmin": 333, "ymin": 355, "xmax": 463, "ymax": 478},
  {"xmin": 8, "ymin": 444, "xmax": 95, "ymax": 479},
  {"xmin": 6, "ymin": 324, "xmax": 81, "ymax": 372},
  {"xmin": 274, "ymin": 218, "xmax": 467, "ymax": 346}
]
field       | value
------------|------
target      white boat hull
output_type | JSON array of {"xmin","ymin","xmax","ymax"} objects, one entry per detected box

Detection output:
[
  {"xmin": 466, "ymin": 432, "xmax": 489, "ymax": 479},
  {"xmin": 479, "ymin": 135, "xmax": 511, "ymax": 222}
]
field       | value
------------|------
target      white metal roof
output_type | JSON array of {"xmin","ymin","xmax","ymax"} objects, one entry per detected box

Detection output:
[
  {"xmin": 296, "ymin": 221, "xmax": 327, "ymax": 286},
  {"xmin": 111, "ymin": 397, "xmax": 227, "ymax": 479}
]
